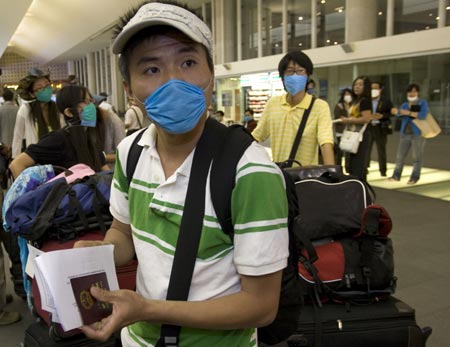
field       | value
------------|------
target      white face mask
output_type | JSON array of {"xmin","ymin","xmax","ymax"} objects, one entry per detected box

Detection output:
[
  {"xmin": 343, "ymin": 95, "xmax": 352, "ymax": 104},
  {"xmin": 407, "ymin": 96, "xmax": 418, "ymax": 103},
  {"xmin": 371, "ymin": 89, "xmax": 380, "ymax": 98}
]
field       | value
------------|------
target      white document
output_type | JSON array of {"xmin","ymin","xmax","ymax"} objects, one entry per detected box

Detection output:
[
  {"xmin": 26, "ymin": 244, "xmax": 44, "ymax": 278},
  {"xmin": 34, "ymin": 245, "xmax": 119, "ymax": 331}
]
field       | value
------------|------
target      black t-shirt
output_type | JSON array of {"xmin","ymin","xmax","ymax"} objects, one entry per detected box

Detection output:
[
  {"xmin": 25, "ymin": 129, "xmax": 105, "ymax": 169},
  {"xmin": 359, "ymin": 97, "xmax": 372, "ymax": 113}
]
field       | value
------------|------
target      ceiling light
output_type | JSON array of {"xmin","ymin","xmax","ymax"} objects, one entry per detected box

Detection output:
[
  {"xmin": 298, "ymin": 43, "xmax": 303, "ymax": 47},
  {"xmin": 436, "ymin": 16, "xmax": 440, "ymax": 20},
  {"xmin": 335, "ymin": 6, "xmax": 344, "ymax": 13},
  {"xmin": 378, "ymin": 11, "xmax": 383, "ymax": 15},
  {"xmin": 298, "ymin": 16, "xmax": 303, "ymax": 20},
  {"xmin": 334, "ymin": 41, "xmax": 338, "ymax": 45},
  {"xmin": 326, "ymin": 39, "xmax": 330, "ymax": 43},
  {"xmin": 428, "ymin": 13, "xmax": 433, "ymax": 16},
  {"xmin": 446, "ymin": 6, "xmax": 450, "ymax": 10},
  {"xmin": 321, "ymin": 0, "xmax": 326, "ymax": 3}
]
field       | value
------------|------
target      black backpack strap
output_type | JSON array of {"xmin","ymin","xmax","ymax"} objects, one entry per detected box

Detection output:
[
  {"xmin": 157, "ymin": 118, "xmax": 229, "ymax": 347},
  {"xmin": 126, "ymin": 128, "xmax": 146, "ymax": 188},
  {"xmin": 29, "ymin": 180, "xmax": 70, "ymax": 241},
  {"xmin": 282, "ymin": 96, "xmax": 316, "ymax": 168},
  {"xmin": 210, "ymin": 124, "xmax": 254, "ymax": 238}
]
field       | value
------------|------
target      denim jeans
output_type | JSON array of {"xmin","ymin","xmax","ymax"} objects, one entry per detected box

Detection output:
[{"xmin": 392, "ymin": 134, "xmax": 426, "ymax": 181}]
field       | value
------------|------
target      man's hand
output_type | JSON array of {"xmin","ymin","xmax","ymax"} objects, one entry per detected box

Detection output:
[
  {"xmin": 80, "ymin": 287, "xmax": 148, "ymax": 342},
  {"xmin": 74, "ymin": 240, "xmax": 111, "ymax": 248}
]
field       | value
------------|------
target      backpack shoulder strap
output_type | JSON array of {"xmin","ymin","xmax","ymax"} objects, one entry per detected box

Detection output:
[
  {"xmin": 210, "ymin": 124, "xmax": 254, "ymax": 238},
  {"xmin": 126, "ymin": 128, "xmax": 147, "ymax": 188}
]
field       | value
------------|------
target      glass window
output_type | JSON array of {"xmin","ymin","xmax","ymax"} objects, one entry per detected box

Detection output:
[
  {"xmin": 242, "ymin": 0, "xmax": 259, "ymax": 60},
  {"xmin": 394, "ymin": 0, "xmax": 439, "ymax": 34},
  {"xmin": 192, "ymin": 1, "xmax": 213, "ymax": 29},
  {"xmin": 316, "ymin": 0, "xmax": 346, "ymax": 47},
  {"xmin": 287, "ymin": 0, "xmax": 312, "ymax": 51},
  {"xmin": 376, "ymin": 0, "xmax": 387, "ymax": 37},
  {"xmin": 446, "ymin": 0, "xmax": 450, "ymax": 27},
  {"xmin": 261, "ymin": 0, "xmax": 283, "ymax": 56}
]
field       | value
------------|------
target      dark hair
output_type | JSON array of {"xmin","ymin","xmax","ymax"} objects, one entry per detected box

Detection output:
[
  {"xmin": 56, "ymin": 85, "xmax": 89, "ymax": 119},
  {"xmin": 216, "ymin": 110, "xmax": 224, "ymax": 117},
  {"xmin": 278, "ymin": 51, "xmax": 313, "ymax": 79},
  {"xmin": 245, "ymin": 108, "xmax": 254, "ymax": 115},
  {"xmin": 114, "ymin": 1, "xmax": 214, "ymax": 84},
  {"xmin": 406, "ymin": 83, "xmax": 420, "ymax": 93},
  {"xmin": 3, "ymin": 88, "xmax": 14, "ymax": 101},
  {"xmin": 371, "ymin": 81, "xmax": 383, "ymax": 89},
  {"xmin": 21, "ymin": 75, "xmax": 62, "ymax": 140},
  {"xmin": 308, "ymin": 79, "xmax": 316, "ymax": 88},
  {"xmin": 56, "ymin": 85, "xmax": 106, "ymax": 172},
  {"xmin": 338, "ymin": 88, "xmax": 352, "ymax": 104},
  {"xmin": 352, "ymin": 75, "xmax": 371, "ymax": 101}
]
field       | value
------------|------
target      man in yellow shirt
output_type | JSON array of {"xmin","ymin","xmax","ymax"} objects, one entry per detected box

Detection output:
[{"xmin": 252, "ymin": 51, "xmax": 335, "ymax": 166}]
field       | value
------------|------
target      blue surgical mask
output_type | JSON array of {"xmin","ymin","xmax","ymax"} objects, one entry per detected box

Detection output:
[
  {"xmin": 244, "ymin": 115, "xmax": 252, "ymax": 123},
  {"xmin": 36, "ymin": 86, "xmax": 53, "ymax": 103},
  {"xmin": 284, "ymin": 75, "xmax": 308, "ymax": 96},
  {"xmin": 80, "ymin": 103, "xmax": 97, "ymax": 127},
  {"xmin": 143, "ymin": 79, "xmax": 207, "ymax": 134}
]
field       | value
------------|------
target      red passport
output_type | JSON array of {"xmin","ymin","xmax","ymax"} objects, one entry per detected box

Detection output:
[{"xmin": 70, "ymin": 271, "xmax": 112, "ymax": 325}]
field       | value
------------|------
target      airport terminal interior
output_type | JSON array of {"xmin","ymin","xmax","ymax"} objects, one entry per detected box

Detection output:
[{"xmin": 1, "ymin": 0, "xmax": 449, "ymax": 346}]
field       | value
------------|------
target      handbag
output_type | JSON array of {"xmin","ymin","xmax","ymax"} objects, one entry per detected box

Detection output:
[
  {"xmin": 339, "ymin": 123, "xmax": 368, "ymax": 154},
  {"xmin": 413, "ymin": 113, "xmax": 441, "ymax": 138}
]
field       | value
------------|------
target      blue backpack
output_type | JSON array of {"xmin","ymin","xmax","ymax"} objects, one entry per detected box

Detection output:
[{"xmin": 6, "ymin": 170, "xmax": 113, "ymax": 244}]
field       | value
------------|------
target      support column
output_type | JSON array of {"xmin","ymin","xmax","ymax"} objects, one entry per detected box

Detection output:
[
  {"xmin": 86, "ymin": 52, "xmax": 96, "ymax": 94},
  {"xmin": 67, "ymin": 61, "xmax": 75, "ymax": 77},
  {"xmin": 345, "ymin": 0, "xmax": 377, "ymax": 42},
  {"xmin": 257, "ymin": 0, "xmax": 263, "ymax": 58},
  {"xmin": 110, "ymin": 52, "xmax": 125, "ymax": 114},
  {"xmin": 438, "ymin": 0, "xmax": 446, "ymax": 28},
  {"xmin": 237, "ymin": 0, "xmax": 242, "ymax": 60},
  {"xmin": 311, "ymin": 0, "xmax": 317, "ymax": 49},
  {"xmin": 386, "ymin": 0, "xmax": 394, "ymax": 36},
  {"xmin": 282, "ymin": 0, "xmax": 287, "ymax": 53},
  {"xmin": 223, "ymin": 0, "xmax": 236, "ymax": 62}
]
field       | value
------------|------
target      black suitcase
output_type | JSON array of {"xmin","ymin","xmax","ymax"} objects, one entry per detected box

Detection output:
[
  {"xmin": 260, "ymin": 296, "xmax": 431, "ymax": 347},
  {"xmin": 23, "ymin": 320, "xmax": 119, "ymax": 347}
]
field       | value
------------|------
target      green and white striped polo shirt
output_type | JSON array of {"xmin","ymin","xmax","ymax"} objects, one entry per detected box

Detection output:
[{"xmin": 110, "ymin": 125, "xmax": 289, "ymax": 347}]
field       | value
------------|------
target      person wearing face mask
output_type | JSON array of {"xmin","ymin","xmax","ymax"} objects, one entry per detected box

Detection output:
[
  {"xmin": 9, "ymin": 85, "xmax": 110, "ymax": 179},
  {"xmin": 339, "ymin": 76, "xmax": 383, "ymax": 181},
  {"xmin": 333, "ymin": 88, "xmax": 352, "ymax": 166},
  {"xmin": 73, "ymin": 2, "xmax": 288, "ymax": 347},
  {"xmin": 252, "ymin": 51, "xmax": 335, "ymax": 166},
  {"xmin": 307, "ymin": 79, "xmax": 317, "ymax": 97},
  {"xmin": 11, "ymin": 68, "xmax": 65, "ymax": 159},
  {"xmin": 366, "ymin": 82, "xmax": 394, "ymax": 177},
  {"xmin": 389, "ymin": 83, "xmax": 429, "ymax": 184},
  {"xmin": 243, "ymin": 108, "xmax": 257, "ymax": 133}
]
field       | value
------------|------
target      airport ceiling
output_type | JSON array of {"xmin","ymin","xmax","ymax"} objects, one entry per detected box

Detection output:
[{"xmin": 1, "ymin": 0, "xmax": 206, "ymax": 64}]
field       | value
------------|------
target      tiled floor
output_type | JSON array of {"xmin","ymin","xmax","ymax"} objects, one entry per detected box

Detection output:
[{"xmin": 367, "ymin": 161, "xmax": 450, "ymax": 202}]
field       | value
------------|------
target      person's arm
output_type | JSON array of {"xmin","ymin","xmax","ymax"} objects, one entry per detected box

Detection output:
[
  {"xmin": 11, "ymin": 105, "xmax": 27, "ymax": 159},
  {"xmin": 9, "ymin": 152, "xmax": 36, "ymax": 179},
  {"xmin": 75, "ymin": 218, "xmax": 135, "ymax": 266},
  {"xmin": 81, "ymin": 269, "xmax": 282, "ymax": 342},
  {"xmin": 341, "ymin": 99, "xmax": 376, "ymax": 124},
  {"xmin": 320, "ymin": 143, "xmax": 335, "ymax": 165},
  {"xmin": 416, "ymin": 99, "xmax": 428, "ymax": 120}
]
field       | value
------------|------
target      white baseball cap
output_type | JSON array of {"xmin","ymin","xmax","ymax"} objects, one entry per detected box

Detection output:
[{"xmin": 112, "ymin": 2, "xmax": 212, "ymax": 56}]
